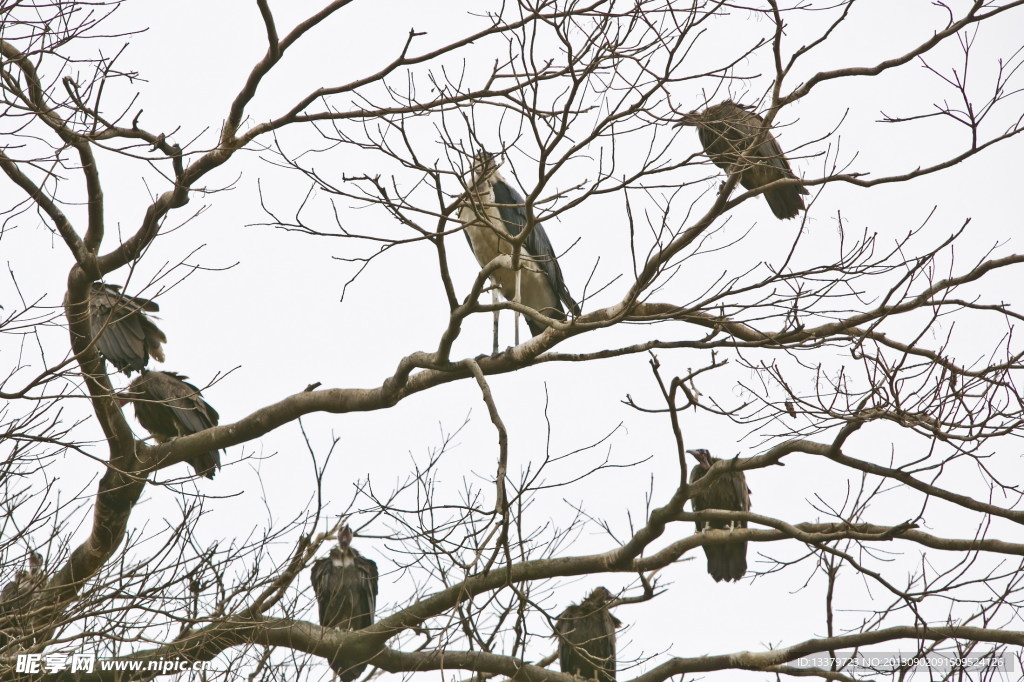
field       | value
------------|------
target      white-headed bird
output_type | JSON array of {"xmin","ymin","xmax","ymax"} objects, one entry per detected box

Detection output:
[
  {"xmin": 311, "ymin": 525, "xmax": 379, "ymax": 681},
  {"xmin": 459, "ymin": 152, "xmax": 579, "ymax": 342}
]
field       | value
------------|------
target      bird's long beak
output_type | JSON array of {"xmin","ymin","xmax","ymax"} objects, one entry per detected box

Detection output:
[
  {"xmin": 685, "ymin": 449, "xmax": 710, "ymax": 467},
  {"xmin": 338, "ymin": 523, "xmax": 354, "ymax": 548},
  {"xmin": 473, "ymin": 150, "xmax": 500, "ymax": 171},
  {"xmin": 675, "ymin": 111, "xmax": 699, "ymax": 127}
]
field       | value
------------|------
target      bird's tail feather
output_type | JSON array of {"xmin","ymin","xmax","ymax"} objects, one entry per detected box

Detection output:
[
  {"xmin": 703, "ymin": 541, "xmax": 747, "ymax": 582},
  {"xmin": 526, "ymin": 317, "xmax": 548, "ymax": 337},
  {"xmin": 765, "ymin": 185, "xmax": 808, "ymax": 220},
  {"xmin": 525, "ymin": 305, "xmax": 568, "ymax": 337},
  {"xmin": 331, "ymin": 659, "xmax": 367, "ymax": 682},
  {"xmin": 188, "ymin": 451, "xmax": 221, "ymax": 479}
]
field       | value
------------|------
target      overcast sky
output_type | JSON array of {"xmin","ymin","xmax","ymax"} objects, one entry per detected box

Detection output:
[{"xmin": 3, "ymin": 1, "xmax": 1024, "ymax": 679}]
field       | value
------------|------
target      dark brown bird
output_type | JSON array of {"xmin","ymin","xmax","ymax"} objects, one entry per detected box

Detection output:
[
  {"xmin": 126, "ymin": 370, "xmax": 221, "ymax": 479},
  {"xmin": 0, "ymin": 552, "xmax": 43, "ymax": 649},
  {"xmin": 554, "ymin": 586, "xmax": 620, "ymax": 682},
  {"xmin": 311, "ymin": 526, "xmax": 379, "ymax": 682},
  {"xmin": 677, "ymin": 100, "xmax": 808, "ymax": 220},
  {"xmin": 85, "ymin": 283, "xmax": 167, "ymax": 375},
  {"xmin": 687, "ymin": 448, "xmax": 751, "ymax": 582}
]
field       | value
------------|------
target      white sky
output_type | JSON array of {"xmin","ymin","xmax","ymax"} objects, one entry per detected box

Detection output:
[{"xmin": 2, "ymin": 0, "xmax": 1023, "ymax": 679}]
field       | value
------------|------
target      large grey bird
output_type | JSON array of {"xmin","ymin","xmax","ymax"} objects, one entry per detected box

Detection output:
[
  {"xmin": 84, "ymin": 283, "xmax": 167, "ymax": 375},
  {"xmin": 677, "ymin": 100, "xmax": 808, "ymax": 220},
  {"xmin": 0, "ymin": 552, "xmax": 43, "ymax": 650},
  {"xmin": 310, "ymin": 526, "xmax": 379, "ymax": 681},
  {"xmin": 126, "ymin": 370, "xmax": 221, "ymax": 479},
  {"xmin": 459, "ymin": 152, "xmax": 580, "ymax": 341},
  {"xmin": 554, "ymin": 586, "xmax": 620, "ymax": 682},
  {"xmin": 687, "ymin": 448, "xmax": 751, "ymax": 582}
]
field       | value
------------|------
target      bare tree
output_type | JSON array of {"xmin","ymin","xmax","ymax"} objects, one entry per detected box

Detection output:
[{"xmin": 2, "ymin": 1, "xmax": 1024, "ymax": 681}]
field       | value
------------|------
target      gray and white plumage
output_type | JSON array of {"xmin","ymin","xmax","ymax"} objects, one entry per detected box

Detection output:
[
  {"xmin": 86, "ymin": 283, "xmax": 167, "ymax": 375},
  {"xmin": 554, "ymin": 586, "xmax": 620, "ymax": 682},
  {"xmin": 0, "ymin": 552, "xmax": 43, "ymax": 650},
  {"xmin": 677, "ymin": 100, "xmax": 808, "ymax": 220},
  {"xmin": 459, "ymin": 152, "xmax": 580, "ymax": 336},
  {"xmin": 687, "ymin": 448, "xmax": 751, "ymax": 582},
  {"xmin": 310, "ymin": 526, "xmax": 379, "ymax": 682},
  {"xmin": 127, "ymin": 370, "xmax": 221, "ymax": 479}
]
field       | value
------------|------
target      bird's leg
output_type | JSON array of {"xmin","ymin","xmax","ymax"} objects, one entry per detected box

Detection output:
[
  {"xmin": 728, "ymin": 520, "xmax": 736, "ymax": 534},
  {"xmin": 720, "ymin": 169, "xmax": 738, "ymax": 196},
  {"xmin": 491, "ymin": 287, "xmax": 500, "ymax": 355},
  {"xmin": 512, "ymin": 266, "xmax": 520, "ymax": 346}
]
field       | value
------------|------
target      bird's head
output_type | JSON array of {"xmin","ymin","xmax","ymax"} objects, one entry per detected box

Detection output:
[
  {"xmin": 469, "ymin": 150, "xmax": 502, "ymax": 184},
  {"xmin": 686, "ymin": 448, "xmax": 714, "ymax": 468},
  {"xmin": 675, "ymin": 109, "xmax": 705, "ymax": 128},
  {"xmin": 118, "ymin": 373, "xmax": 148, "ymax": 406},
  {"xmin": 337, "ymin": 524, "xmax": 354, "ymax": 550},
  {"xmin": 28, "ymin": 551, "xmax": 42, "ymax": 573},
  {"xmin": 676, "ymin": 99, "xmax": 747, "ymax": 128},
  {"xmin": 587, "ymin": 586, "xmax": 613, "ymax": 605}
]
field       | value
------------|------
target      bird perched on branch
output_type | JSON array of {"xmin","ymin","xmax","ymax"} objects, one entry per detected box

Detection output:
[
  {"xmin": 687, "ymin": 448, "xmax": 751, "ymax": 582},
  {"xmin": 82, "ymin": 283, "xmax": 167, "ymax": 375},
  {"xmin": 0, "ymin": 552, "xmax": 44, "ymax": 650},
  {"xmin": 459, "ymin": 151, "xmax": 580, "ymax": 345},
  {"xmin": 554, "ymin": 586, "xmax": 620, "ymax": 682},
  {"xmin": 125, "ymin": 370, "xmax": 221, "ymax": 479},
  {"xmin": 311, "ymin": 525, "xmax": 379, "ymax": 681},
  {"xmin": 677, "ymin": 100, "xmax": 808, "ymax": 220}
]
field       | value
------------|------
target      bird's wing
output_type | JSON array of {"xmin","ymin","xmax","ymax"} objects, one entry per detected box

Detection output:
[
  {"xmin": 91, "ymin": 286, "xmax": 145, "ymax": 372},
  {"xmin": 355, "ymin": 554, "xmax": 379, "ymax": 628},
  {"xmin": 728, "ymin": 107, "xmax": 798, "ymax": 178},
  {"xmin": 492, "ymin": 179, "xmax": 579, "ymax": 316},
  {"xmin": 752, "ymin": 124, "xmax": 797, "ymax": 177},
  {"xmin": 554, "ymin": 605, "xmax": 577, "ymax": 638},
  {"xmin": 148, "ymin": 373, "xmax": 219, "ymax": 436},
  {"xmin": 734, "ymin": 470, "xmax": 751, "ymax": 513},
  {"xmin": 490, "ymin": 177, "xmax": 529, "ymax": 239},
  {"xmin": 559, "ymin": 608, "xmax": 615, "ymax": 680},
  {"xmin": 588, "ymin": 616, "xmax": 616, "ymax": 674},
  {"xmin": 99, "ymin": 284, "xmax": 160, "ymax": 313},
  {"xmin": 359, "ymin": 555, "xmax": 379, "ymax": 599},
  {"xmin": 715, "ymin": 468, "xmax": 750, "ymax": 529},
  {"xmin": 310, "ymin": 557, "xmax": 336, "ymax": 625},
  {"xmin": 0, "ymin": 575, "xmax": 21, "ymax": 603},
  {"xmin": 697, "ymin": 102, "xmax": 750, "ymax": 161},
  {"xmin": 91, "ymin": 284, "xmax": 166, "ymax": 373},
  {"xmin": 310, "ymin": 558, "xmax": 327, "ymax": 594},
  {"xmin": 555, "ymin": 605, "xmax": 582, "ymax": 673},
  {"xmin": 688, "ymin": 463, "xmax": 708, "ymax": 512}
]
